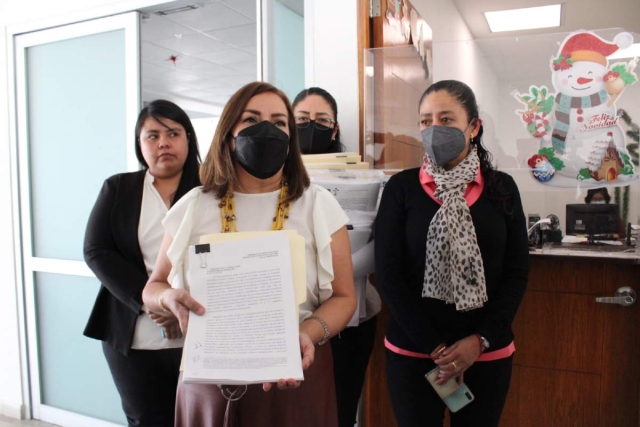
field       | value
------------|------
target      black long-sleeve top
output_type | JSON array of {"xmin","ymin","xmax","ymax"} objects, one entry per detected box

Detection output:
[{"xmin": 375, "ymin": 168, "xmax": 529, "ymax": 354}]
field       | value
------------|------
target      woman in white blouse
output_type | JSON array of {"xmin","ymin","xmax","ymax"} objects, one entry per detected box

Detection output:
[
  {"xmin": 83, "ymin": 100, "xmax": 201, "ymax": 427},
  {"xmin": 142, "ymin": 82, "xmax": 356, "ymax": 427}
]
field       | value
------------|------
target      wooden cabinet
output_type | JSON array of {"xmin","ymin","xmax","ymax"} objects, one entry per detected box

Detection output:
[{"xmin": 362, "ymin": 257, "xmax": 640, "ymax": 427}]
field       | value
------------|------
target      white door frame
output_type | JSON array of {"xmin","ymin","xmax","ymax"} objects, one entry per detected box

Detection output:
[{"xmin": 11, "ymin": 12, "xmax": 140, "ymax": 427}]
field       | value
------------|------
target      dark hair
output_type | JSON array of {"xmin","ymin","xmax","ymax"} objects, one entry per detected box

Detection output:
[
  {"xmin": 292, "ymin": 87, "xmax": 345, "ymax": 153},
  {"xmin": 584, "ymin": 187, "xmax": 611, "ymax": 204},
  {"xmin": 199, "ymin": 81, "xmax": 310, "ymax": 203},
  {"xmin": 419, "ymin": 80, "xmax": 512, "ymax": 214},
  {"xmin": 135, "ymin": 99, "xmax": 201, "ymax": 206}
]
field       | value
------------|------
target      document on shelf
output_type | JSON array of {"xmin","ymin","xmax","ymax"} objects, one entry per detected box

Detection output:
[
  {"xmin": 313, "ymin": 179, "xmax": 381, "ymax": 211},
  {"xmin": 182, "ymin": 233, "xmax": 303, "ymax": 385}
]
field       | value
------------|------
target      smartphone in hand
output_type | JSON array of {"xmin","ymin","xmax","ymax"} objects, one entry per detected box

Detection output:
[{"xmin": 425, "ymin": 367, "xmax": 474, "ymax": 413}]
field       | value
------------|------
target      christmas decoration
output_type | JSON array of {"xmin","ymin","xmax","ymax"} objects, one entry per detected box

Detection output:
[{"xmin": 513, "ymin": 30, "xmax": 639, "ymax": 188}]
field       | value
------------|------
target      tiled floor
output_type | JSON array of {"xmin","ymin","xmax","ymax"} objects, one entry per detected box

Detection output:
[{"xmin": 0, "ymin": 416, "xmax": 59, "ymax": 427}]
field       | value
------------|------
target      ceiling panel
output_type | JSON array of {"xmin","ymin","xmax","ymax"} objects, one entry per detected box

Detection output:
[
  {"xmin": 218, "ymin": 74, "xmax": 257, "ymax": 87},
  {"xmin": 241, "ymin": 45, "xmax": 258, "ymax": 55},
  {"xmin": 227, "ymin": 60, "xmax": 258, "ymax": 74},
  {"xmin": 141, "ymin": 42, "xmax": 180, "ymax": 63},
  {"xmin": 153, "ymin": 32, "xmax": 229, "ymax": 55},
  {"xmin": 142, "ymin": 63, "xmax": 202, "ymax": 82},
  {"xmin": 151, "ymin": 54, "xmax": 222, "ymax": 70},
  {"xmin": 143, "ymin": 82, "xmax": 195, "ymax": 93},
  {"xmin": 219, "ymin": 0, "xmax": 258, "ymax": 20},
  {"xmin": 205, "ymin": 84, "xmax": 250, "ymax": 96},
  {"xmin": 184, "ymin": 79, "xmax": 231, "ymax": 91},
  {"xmin": 196, "ymin": 48, "xmax": 256, "ymax": 65},
  {"xmin": 141, "ymin": 16, "xmax": 195, "ymax": 41},
  {"xmin": 205, "ymin": 24, "xmax": 257, "ymax": 48},
  {"xmin": 178, "ymin": 90, "xmax": 234, "ymax": 105},
  {"xmin": 187, "ymin": 63, "xmax": 242, "ymax": 78},
  {"xmin": 163, "ymin": 2, "xmax": 253, "ymax": 32}
]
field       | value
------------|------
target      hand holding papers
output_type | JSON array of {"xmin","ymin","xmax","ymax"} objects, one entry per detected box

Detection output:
[{"xmin": 183, "ymin": 233, "xmax": 305, "ymax": 385}]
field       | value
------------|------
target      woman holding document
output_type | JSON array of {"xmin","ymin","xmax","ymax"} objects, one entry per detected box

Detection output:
[
  {"xmin": 376, "ymin": 80, "xmax": 529, "ymax": 426},
  {"xmin": 293, "ymin": 87, "xmax": 381, "ymax": 427},
  {"xmin": 83, "ymin": 100, "xmax": 201, "ymax": 426},
  {"xmin": 142, "ymin": 81, "xmax": 356, "ymax": 427}
]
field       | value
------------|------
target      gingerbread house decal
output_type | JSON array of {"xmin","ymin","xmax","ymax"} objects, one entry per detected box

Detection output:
[{"xmin": 587, "ymin": 132, "xmax": 624, "ymax": 181}]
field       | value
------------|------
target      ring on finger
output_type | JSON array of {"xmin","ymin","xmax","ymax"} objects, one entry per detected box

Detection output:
[{"xmin": 451, "ymin": 361, "xmax": 457, "ymax": 370}]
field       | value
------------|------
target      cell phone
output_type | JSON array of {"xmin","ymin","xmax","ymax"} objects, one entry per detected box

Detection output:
[{"xmin": 425, "ymin": 367, "xmax": 475, "ymax": 413}]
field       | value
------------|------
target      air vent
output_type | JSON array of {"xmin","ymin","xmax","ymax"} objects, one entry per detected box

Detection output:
[{"xmin": 155, "ymin": 4, "xmax": 199, "ymax": 16}]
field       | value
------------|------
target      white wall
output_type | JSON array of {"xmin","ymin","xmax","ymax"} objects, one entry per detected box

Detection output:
[
  {"xmin": 0, "ymin": 19, "xmax": 22, "ymax": 421},
  {"xmin": 304, "ymin": 0, "xmax": 359, "ymax": 153},
  {"xmin": 411, "ymin": 0, "xmax": 502, "ymax": 167},
  {"xmin": 411, "ymin": 0, "xmax": 473, "ymax": 43},
  {"xmin": 0, "ymin": 0, "xmax": 171, "ymax": 419}
]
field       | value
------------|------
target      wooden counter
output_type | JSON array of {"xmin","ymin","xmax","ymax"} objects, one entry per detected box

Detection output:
[{"xmin": 361, "ymin": 254, "xmax": 640, "ymax": 427}]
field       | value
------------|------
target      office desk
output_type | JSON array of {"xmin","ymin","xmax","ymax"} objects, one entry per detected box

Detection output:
[
  {"xmin": 530, "ymin": 242, "xmax": 640, "ymax": 263},
  {"xmin": 362, "ymin": 254, "xmax": 640, "ymax": 427}
]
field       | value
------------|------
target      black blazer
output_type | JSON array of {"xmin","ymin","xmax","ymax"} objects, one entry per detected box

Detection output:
[{"xmin": 84, "ymin": 170, "xmax": 149, "ymax": 356}]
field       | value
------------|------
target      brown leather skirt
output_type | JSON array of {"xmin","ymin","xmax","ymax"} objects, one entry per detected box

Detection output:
[{"xmin": 175, "ymin": 343, "xmax": 338, "ymax": 427}]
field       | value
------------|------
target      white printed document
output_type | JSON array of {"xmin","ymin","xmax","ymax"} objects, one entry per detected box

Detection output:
[
  {"xmin": 316, "ymin": 180, "xmax": 381, "ymax": 212},
  {"xmin": 182, "ymin": 233, "xmax": 303, "ymax": 385}
]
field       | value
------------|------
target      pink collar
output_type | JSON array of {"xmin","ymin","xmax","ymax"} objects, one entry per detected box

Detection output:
[{"xmin": 419, "ymin": 164, "xmax": 484, "ymax": 207}]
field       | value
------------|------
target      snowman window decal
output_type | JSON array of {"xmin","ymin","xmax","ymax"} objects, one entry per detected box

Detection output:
[{"xmin": 514, "ymin": 31, "xmax": 638, "ymax": 187}]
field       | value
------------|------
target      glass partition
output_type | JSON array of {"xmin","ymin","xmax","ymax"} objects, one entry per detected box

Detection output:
[
  {"xmin": 364, "ymin": 29, "xmax": 640, "ymax": 256},
  {"xmin": 363, "ymin": 45, "xmax": 432, "ymax": 171}
]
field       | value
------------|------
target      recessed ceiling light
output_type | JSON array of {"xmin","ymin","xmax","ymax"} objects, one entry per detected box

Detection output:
[
  {"xmin": 608, "ymin": 43, "xmax": 640, "ymax": 60},
  {"xmin": 485, "ymin": 4, "xmax": 562, "ymax": 33}
]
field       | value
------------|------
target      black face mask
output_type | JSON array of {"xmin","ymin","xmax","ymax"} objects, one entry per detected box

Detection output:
[
  {"xmin": 234, "ymin": 121, "xmax": 290, "ymax": 180},
  {"xmin": 297, "ymin": 121, "xmax": 334, "ymax": 154}
]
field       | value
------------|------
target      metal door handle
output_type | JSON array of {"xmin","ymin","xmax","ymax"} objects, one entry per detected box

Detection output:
[{"xmin": 596, "ymin": 286, "xmax": 636, "ymax": 306}]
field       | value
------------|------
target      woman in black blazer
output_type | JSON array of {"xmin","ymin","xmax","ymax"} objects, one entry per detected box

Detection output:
[{"xmin": 83, "ymin": 100, "xmax": 201, "ymax": 427}]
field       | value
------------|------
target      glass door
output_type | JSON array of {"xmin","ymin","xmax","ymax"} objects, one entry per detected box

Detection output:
[{"xmin": 14, "ymin": 12, "xmax": 140, "ymax": 427}]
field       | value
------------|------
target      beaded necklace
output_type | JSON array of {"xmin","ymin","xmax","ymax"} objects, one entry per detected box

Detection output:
[{"xmin": 219, "ymin": 183, "xmax": 290, "ymax": 233}]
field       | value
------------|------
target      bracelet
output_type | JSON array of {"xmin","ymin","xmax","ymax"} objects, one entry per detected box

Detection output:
[
  {"xmin": 304, "ymin": 315, "xmax": 331, "ymax": 345},
  {"xmin": 429, "ymin": 343, "xmax": 447, "ymax": 359},
  {"xmin": 157, "ymin": 289, "xmax": 170, "ymax": 313}
]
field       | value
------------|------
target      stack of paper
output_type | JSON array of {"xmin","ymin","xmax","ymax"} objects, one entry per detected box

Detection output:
[
  {"xmin": 308, "ymin": 169, "xmax": 385, "ymax": 327},
  {"xmin": 302, "ymin": 152, "xmax": 370, "ymax": 169},
  {"xmin": 182, "ymin": 232, "xmax": 306, "ymax": 385}
]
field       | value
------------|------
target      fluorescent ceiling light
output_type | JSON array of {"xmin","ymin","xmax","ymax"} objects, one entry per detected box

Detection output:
[
  {"xmin": 608, "ymin": 43, "xmax": 640, "ymax": 60},
  {"xmin": 485, "ymin": 4, "xmax": 562, "ymax": 33}
]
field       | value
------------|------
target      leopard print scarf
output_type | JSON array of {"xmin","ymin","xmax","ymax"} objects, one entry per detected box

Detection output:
[{"xmin": 422, "ymin": 146, "xmax": 488, "ymax": 311}]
